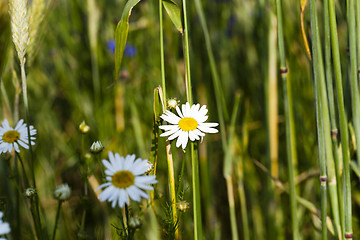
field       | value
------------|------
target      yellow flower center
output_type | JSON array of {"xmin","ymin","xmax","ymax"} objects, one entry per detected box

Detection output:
[
  {"xmin": 178, "ymin": 117, "xmax": 198, "ymax": 131},
  {"xmin": 112, "ymin": 170, "xmax": 135, "ymax": 189},
  {"xmin": 2, "ymin": 130, "xmax": 20, "ymax": 143}
]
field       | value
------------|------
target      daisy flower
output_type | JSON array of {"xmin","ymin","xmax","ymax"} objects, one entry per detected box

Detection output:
[
  {"xmin": 0, "ymin": 211, "xmax": 10, "ymax": 238},
  {"xmin": 97, "ymin": 151, "xmax": 157, "ymax": 208},
  {"xmin": 0, "ymin": 119, "xmax": 36, "ymax": 154},
  {"xmin": 159, "ymin": 102, "xmax": 219, "ymax": 149}
]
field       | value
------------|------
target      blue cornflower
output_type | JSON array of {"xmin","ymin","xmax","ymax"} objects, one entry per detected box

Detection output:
[
  {"xmin": 226, "ymin": 15, "xmax": 236, "ymax": 37},
  {"xmin": 107, "ymin": 40, "xmax": 115, "ymax": 54},
  {"xmin": 124, "ymin": 45, "xmax": 137, "ymax": 57},
  {"xmin": 106, "ymin": 41, "xmax": 137, "ymax": 57}
]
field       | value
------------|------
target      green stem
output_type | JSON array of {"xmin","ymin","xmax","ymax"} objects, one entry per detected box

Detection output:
[
  {"xmin": 237, "ymin": 168, "xmax": 250, "ymax": 240},
  {"xmin": 309, "ymin": 0, "xmax": 334, "ymax": 238},
  {"xmin": 344, "ymin": 0, "xmax": 356, "ymax": 238},
  {"xmin": 181, "ymin": 0, "xmax": 202, "ymax": 239},
  {"xmin": 226, "ymin": 178, "xmax": 238, "ymax": 240},
  {"xmin": 356, "ymin": 0, "xmax": 360, "ymax": 82},
  {"xmin": 328, "ymin": 0, "xmax": 348, "ymax": 235},
  {"xmin": 20, "ymin": 62, "xmax": 36, "ymax": 188},
  {"xmin": 20, "ymin": 61, "xmax": 42, "ymax": 240},
  {"xmin": 276, "ymin": 0, "xmax": 299, "ymax": 238},
  {"xmin": 193, "ymin": 0, "xmax": 229, "ymax": 135},
  {"xmin": 165, "ymin": 140, "xmax": 178, "ymax": 238},
  {"xmin": 191, "ymin": 142, "xmax": 202, "ymax": 240},
  {"xmin": 159, "ymin": 0, "xmax": 166, "ymax": 103},
  {"xmin": 324, "ymin": 0, "xmax": 342, "ymax": 237},
  {"xmin": 223, "ymin": 94, "xmax": 241, "ymax": 239},
  {"xmin": 52, "ymin": 201, "xmax": 63, "ymax": 240},
  {"xmin": 159, "ymin": 2, "xmax": 178, "ymax": 236},
  {"xmin": 182, "ymin": 0, "xmax": 192, "ymax": 105},
  {"xmin": 0, "ymin": 79, "xmax": 12, "ymax": 118}
]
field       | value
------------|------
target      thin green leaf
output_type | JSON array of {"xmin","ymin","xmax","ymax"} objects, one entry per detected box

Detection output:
[
  {"xmin": 115, "ymin": 0, "xmax": 141, "ymax": 82},
  {"xmin": 163, "ymin": 0, "xmax": 183, "ymax": 33},
  {"xmin": 350, "ymin": 161, "xmax": 360, "ymax": 177}
]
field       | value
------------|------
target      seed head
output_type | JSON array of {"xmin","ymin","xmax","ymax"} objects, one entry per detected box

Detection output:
[{"xmin": 177, "ymin": 200, "xmax": 190, "ymax": 212}]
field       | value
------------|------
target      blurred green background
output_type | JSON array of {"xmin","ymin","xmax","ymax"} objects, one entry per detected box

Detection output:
[{"xmin": 0, "ymin": 0, "xmax": 359, "ymax": 239}]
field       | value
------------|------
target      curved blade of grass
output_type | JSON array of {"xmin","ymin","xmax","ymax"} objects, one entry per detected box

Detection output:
[
  {"xmin": 224, "ymin": 93, "xmax": 241, "ymax": 240},
  {"xmin": 350, "ymin": 161, "xmax": 360, "ymax": 177},
  {"xmin": 163, "ymin": 0, "xmax": 183, "ymax": 33},
  {"xmin": 114, "ymin": 0, "xmax": 141, "ymax": 82},
  {"xmin": 194, "ymin": 0, "xmax": 229, "ymax": 152}
]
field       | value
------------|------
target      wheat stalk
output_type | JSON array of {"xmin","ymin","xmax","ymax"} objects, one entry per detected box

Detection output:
[
  {"xmin": 28, "ymin": 0, "xmax": 48, "ymax": 64},
  {"xmin": 9, "ymin": 0, "xmax": 29, "ymax": 64}
]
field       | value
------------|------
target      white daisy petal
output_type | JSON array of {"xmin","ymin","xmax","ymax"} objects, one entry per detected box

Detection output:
[
  {"xmin": 124, "ymin": 154, "xmax": 136, "ymax": 170},
  {"xmin": 15, "ymin": 119, "xmax": 24, "ymax": 130},
  {"xmin": 198, "ymin": 105, "xmax": 208, "ymax": 116},
  {"xmin": 129, "ymin": 158, "xmax": 144, "ymax": 173},
  {"xmin": 193, "ymin": 129, "xmax": 205, "ymax": 137},
  {"xmin": 130, "ymin": 187, "xmax": 149, "ymax": 199},
  {"xmin": 199, "ymin": 122, "xmax": 219, "ymax": 128},
  {"xmin": 194, "ymin": 115, "xmax": 208, "ymax": 123},
  {"xmin": 105, "ymin": 170, "xmax": 114, "ymax": 176},
  {"xmin": 135, "ymin": 175, "xmax": 158, "ymax": 184},
  {"xmin": 17, "ymin": 140, "xmax": 29, "ymax": 149},
  {"xmin": 159, "ymin": 125, "xmax": 178, "ymax": 131},
  {"xmin": 190, "ymin": 103, "xmax": 200, "ymax": 115},
  {"xmin": 99, "ymin": 186, "xmax": 116, "ymax": 200},
  {"xmin": 167, "ymin": 129, "xmax": 182, "ymax": 141},
  {"xmin": 2, "ymin": 119, "xmax": 10, "ymax": 129},
  {"xmin": 198, "ymin": 125, "xmax": 219, "ymax": 133},
  {"xmin": 102, "ymin": 159, "xmax": 113, "ymax": 170},
  {"xmin": 7, "ymin": 144, "xmax": 13, "ymax": 153},
  {"xmin": 189, "ymin": 131, "xmax": 197, "ymax": 141},
  {"xmin": 13, "ymin": 143, "xmax": 20, "ymax": 152},
  {"xmin": 176, "ymin": 131, "xmax": 189, "ymax": 149},
  {"xmin": 119, "ymin": 189, "xmax": 128, "ymax": 207},
  {"xmin": 176, "ymin": 106, "xmax": 184, "ymax": 118},
  {"xmin": 108, "ymin": 151, "xmax": 116, "ymax": 165},
  {"xmin": 96, "ymin": 182, "xmax": 112, "ymax": 191},
  {"xmin": 160, "ymin": 111, "xmax": 181, "ymax": 124},
  {"xmin": 126, "ymin": 186, "xmax": 141, "ymax": 202},
  {"xmin": 181, "ymin": 133, "xmax": 189, "ymax": 149},
  {"xmin": 159, "ymin": 126, "xmax": 180, "ymax": 137}
]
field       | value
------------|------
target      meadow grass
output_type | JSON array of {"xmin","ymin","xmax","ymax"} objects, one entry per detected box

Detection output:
[{"xmin": 0, "ymin": 0, "xmax": 360, "ymax": 239}]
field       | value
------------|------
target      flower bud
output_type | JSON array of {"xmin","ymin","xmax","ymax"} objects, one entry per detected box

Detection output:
[
  {"xmin": 128, "ymin": 217, "xmax": 142, "ymax": 229},
  {"xmin": 177, "ymin": 200, "xmax": 190, "ymax": 212},
  {"xmin": 25, "ymin": 187, "xmax": 37, "ymax": 198},
  {"xmin": 54, "ymin": 184, "xmax": 71, "ymax": 201},
  {"xmin": 167, "ymin": 98, "xmax": 180, "ymax": 110},
  {"xmin": 79, "ymin": 121, "xmax": 90, "ymax": 134},
  {"xmin": 90, "ymin": 141, "xmax": 104, "ymax": 154}
]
